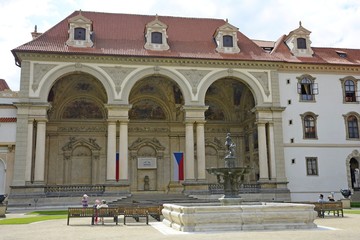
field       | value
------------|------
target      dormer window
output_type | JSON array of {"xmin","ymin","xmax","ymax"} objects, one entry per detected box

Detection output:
[
  {"xmin": 285, "ymin": 21, "xmax": 314, "ymax": 57},
  {"xmin": 66, "ymin": 11, "xmax": 93, "ymax": 48},
  {"xmin": 214, "ymin": 20, "xmax": 240, "ymax": 54},
  {"xmin": 151, "ymin": 32, "xmax": 163, "ymax": 44},
  {"xmin": 297, "ymin": 38, "xmax": 306, "ymax": 49},
  {"xmin": 144, "ymin": 15, "xmax": 169, "ymax": 51}
]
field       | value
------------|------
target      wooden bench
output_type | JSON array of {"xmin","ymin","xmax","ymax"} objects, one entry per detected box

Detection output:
[
  {"xmin": 67, "ymin": 207, "xmax": 119, "ymax": 225},
  {"xmin": 123, "ymin": 207, "xmax": 149, "ymax": 225},
  {"xmin": 313, "ymin": 201, "xmax": 344, "ymax": 218},
  {"xmin": 95, "ymin": 207, "xmax": 119, "ymax": 225},
  {"xmin": 146, "ymin": 205, "xmax": 163, "ymax": 221}
]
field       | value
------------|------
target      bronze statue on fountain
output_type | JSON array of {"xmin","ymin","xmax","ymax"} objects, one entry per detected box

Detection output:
[{"xmin": 207, "ymin": 133, "xmax": 251, "ymax": 202}]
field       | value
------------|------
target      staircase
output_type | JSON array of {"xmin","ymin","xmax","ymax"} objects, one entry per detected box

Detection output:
[{"xmin": 109, "ymin": 191, "xmax": 217, "ymax": 206}]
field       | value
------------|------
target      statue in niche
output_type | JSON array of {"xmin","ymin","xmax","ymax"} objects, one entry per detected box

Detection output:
[{"xmin": 144, "ymin": 175, "xmax": 150, "ymax": 191}]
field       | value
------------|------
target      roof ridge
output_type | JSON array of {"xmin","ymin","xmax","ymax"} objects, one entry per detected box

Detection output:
[{"xmin": 77, "ymin": 10, "xmax": 226, "ymax": 22}]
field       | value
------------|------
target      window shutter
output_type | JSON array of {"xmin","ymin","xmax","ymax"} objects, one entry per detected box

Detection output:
[
  {"xmin": 312, "ymin": 83, "xmax": 319, "ymax": 95},
  {"xmin": 297, "ymin": 83, "xmax": 302, "ymax": 94},
  {"xmin": 356, "ymin": 91, "xmax": 360, "ymax": 102}
]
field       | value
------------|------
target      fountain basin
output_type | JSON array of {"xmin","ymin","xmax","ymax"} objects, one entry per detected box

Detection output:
[{"xmin": 162, "ymin": 202, "xmax": 317, "ymax": 232}]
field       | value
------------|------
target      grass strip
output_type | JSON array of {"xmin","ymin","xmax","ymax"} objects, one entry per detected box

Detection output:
[{"xmin": 0, "ymin": 210, "xmax": 67, "ymax": 225}]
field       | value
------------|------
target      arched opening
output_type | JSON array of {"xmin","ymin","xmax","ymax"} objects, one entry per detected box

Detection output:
[
  {"xmin": 204, "ymin": 78, "xmax": 258, "ymax": 183},
  {"xmin": 0, "ymin": 159, "xmax": 6, "ymax": 194},
  {"xmin": 128, "ymin": 75, "xmax": 183, "ymax": 191},
  {"xmin": 350, "ymin": 158, "xmax": 360, "ymax": 190},
  {"xmin": 45, "ymin": 73, "xmax": 107, "ymax": 186}
]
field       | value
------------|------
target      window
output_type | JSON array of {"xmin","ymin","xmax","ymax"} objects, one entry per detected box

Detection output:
[
  {"xmin": 74, "ymin": 27, "xmax": 86, "ymax": 40},
  {"xmin": 223, "ymin": 35, "xmax": 233, "ymax": 47},
  {"xmin": 306, "ymin": 157, "xmax": 318, "ymax": 176},
  {"xmin": 297, "ymin": 38, "xmax": 306, "ymax": 49},
  {"xmin": 301, "ymin": 112, "xmax": 318, "ymax": 139},
  {"xmin": 297, "ymin": 75, "xmax": 318, "ymax": 101},
  {"xmin": 144, "ymin": 15, "xmax": 169, "ymax": 51},
  {"xmin": 66, "ymin": 12, "xmax": 93, "ymax": 48},
  {"xmin": 341, "ymin": 76, "xmax": 359, "ymax": 103},
  {"xmin": 151, "ymin": 32, "xmax": 162, "ymax": 44},
  {"xmin": 348, "ymin": 115, "xmax": 359, "ymax": 139},
  {"xmin": 214, "ymin": 21, "xmax": 240, "ymax": 53}
]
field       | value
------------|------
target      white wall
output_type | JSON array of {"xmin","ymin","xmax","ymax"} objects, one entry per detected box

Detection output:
[{"xmin": 279, "ymin": 72, "xmax": 360, "ymax": 201}]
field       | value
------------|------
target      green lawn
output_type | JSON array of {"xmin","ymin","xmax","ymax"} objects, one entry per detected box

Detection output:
[{"xmin": 0, "ymin": 210, "xmax": 67, "ymax": 225}]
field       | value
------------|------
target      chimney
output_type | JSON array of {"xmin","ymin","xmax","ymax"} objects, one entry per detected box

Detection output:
[{"xmin": 31, "ymin": 25, "xmax": 42, "ymax": 39}]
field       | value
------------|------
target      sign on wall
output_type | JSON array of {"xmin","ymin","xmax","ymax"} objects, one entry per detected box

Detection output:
[{"xmin": 137, "ymin": 157, "xmax": 157, "ymax": 169}]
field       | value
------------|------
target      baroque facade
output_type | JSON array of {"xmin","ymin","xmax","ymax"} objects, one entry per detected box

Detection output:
[{"xmin": 4, "ymin": 11, "xmax": 360, "ymax": 203}]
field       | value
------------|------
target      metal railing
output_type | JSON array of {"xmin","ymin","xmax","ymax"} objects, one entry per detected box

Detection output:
[
  {"xmin": 208, "ymin": 183, "xmax": 261, "ymax": 194},
  {"xmin": 45, "ymin": 185, "xmax": 105, "ymax": 196}
]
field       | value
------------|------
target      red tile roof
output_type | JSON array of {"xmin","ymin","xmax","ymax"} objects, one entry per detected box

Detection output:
[
  {"xmin": 12, "ymin": 11, "xmax": 279, "ymax": 62},
  {"xmin": 0, "ymin": 117, "xmax": 17, "ymax": 123},
  {"xmin": 0, "ymin": 79, "xmax": 10, "ymax": 91},
  {"xmin": 271, "ymin": 35, "xmax": 360, "ymax": 65},
  {"xmin": 12, "ymin": 11, "xmax": 360, "ymax": 66}
]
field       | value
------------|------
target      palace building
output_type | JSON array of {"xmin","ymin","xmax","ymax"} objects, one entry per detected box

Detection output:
[{"xmin": 2, "ymin": 10, "xmax": 359, "ymax": 205}]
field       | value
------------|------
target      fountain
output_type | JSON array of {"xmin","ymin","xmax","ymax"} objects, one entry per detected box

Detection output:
[
  {"xmin": 206, "ymin": 132, "xmax": 250, "ymax": 205},
  {"xmin": 162, "ymin": 133, "xmax": 318, "ymax": 232}
]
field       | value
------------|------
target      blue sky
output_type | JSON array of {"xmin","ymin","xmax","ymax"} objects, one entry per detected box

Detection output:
[{"xmin": 1, "ymin": 0, "xmax": 359, "ymax": 91}]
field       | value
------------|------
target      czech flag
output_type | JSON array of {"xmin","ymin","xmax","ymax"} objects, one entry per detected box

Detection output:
[{"xmin": 173, "ymin": 152, "xmax": 184, "ymax": 181}]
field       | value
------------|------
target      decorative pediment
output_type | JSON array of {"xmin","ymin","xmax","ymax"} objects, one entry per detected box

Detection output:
[
  {"xmin": 144, "ymin": 15, "xmax": 170, "ymax": 51},
  {"xmin": 214, "ymin": 20, "xmax": 240, "ymax": 54},
  {"xmin": 285, "ymin": 21, "xmax": 314, "ymax": 57},
  {"xmin": 129, "ymin": 137, "xmax": 165, "ymax": 151},
  {"xmin": 62, "ymin": 137, "xmax": 101, "ymax": 152},
  {"xmin": 66, "ymin": 11, "xmax": 94, "ymax": 48}
]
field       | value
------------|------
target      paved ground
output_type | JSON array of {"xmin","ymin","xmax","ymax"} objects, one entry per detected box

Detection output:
[{"xmin": 1, "ymin": 209, "xmax": 359, "ymax": 240}]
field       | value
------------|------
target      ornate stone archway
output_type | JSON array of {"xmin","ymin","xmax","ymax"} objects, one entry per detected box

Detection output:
[
  {"xmin": 62, "ymin": 137, "xmax": 101, "ymax": 185},
  {"xmin": 346, "ymin": 150, "xmax": 360, "ymax": 189}
]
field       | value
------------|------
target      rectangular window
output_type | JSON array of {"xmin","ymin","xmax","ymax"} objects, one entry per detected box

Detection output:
[
  {"xmin": 297, "ymin": 38, "xmax": 307, "ymax": 49},
  {"xmin": 306, "ymin": 157, "xmax": 318, "ymax": 176},
  {"xmin": 74, "ymin": 27, "xmax": 86, "ymax": 40},
  {"xmin": 223, "ymin": 35, "xmax": 233, "ymax": 47},
  {"xmin": 151, "ymin": 32, "xmax": 163, "ymax": 44}
]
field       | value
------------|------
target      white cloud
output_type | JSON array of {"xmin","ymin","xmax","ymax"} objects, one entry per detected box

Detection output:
[{"xmin": 1, "ymin": 0, "xmax": 359, "ymax": 91}]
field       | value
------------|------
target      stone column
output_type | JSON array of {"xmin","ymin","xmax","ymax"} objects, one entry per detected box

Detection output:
[
  {"xmin": 34, "ymin": 119, "xmax": 47, "ymax": 183},
  {"xmin": 196, "ymin": 121, "xmax": 206, "ymax": 180},
  {"xmin": 107, "ymin": 121, "xmax": 117, "ymax": 181},
  {"xmin": 119, "ymin": 121, "xmax": 129, "ymax": 180},
  {"xmin": 267, "ymin": 122, "xmax": 277, "ymax": 179},
  {"xmin": 257, "ymin": 122, "xmax": 269, "ymax": 180},
  {"xmin": 25, "ymin": 119, "xmax": 34, "ymax": 182},
  {"xmin": 185, "ymin": 121, "xmax": 195, "ymax": 180}
]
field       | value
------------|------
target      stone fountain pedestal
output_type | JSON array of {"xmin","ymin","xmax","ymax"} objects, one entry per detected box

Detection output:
[{"xmin": 162, "ymin": 202, "xmax": 317, "ymax": 232}]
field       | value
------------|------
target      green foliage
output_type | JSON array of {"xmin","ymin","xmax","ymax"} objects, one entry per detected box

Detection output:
[
  {"xmin": 350, "ymin": 202, "xmax": 360, "ymax": 208},
  {"xmin": 27, "ymin": 210, "xmax": 68, "ymax": 215}
]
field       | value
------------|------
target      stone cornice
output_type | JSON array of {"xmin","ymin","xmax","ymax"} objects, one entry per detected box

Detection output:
[
  {"xmin": 279, "ymin": 62, "xmax": 360, "ymax": 73},
  {"xmin": 15, "ymin": 52, "xmax": 360, "ymax": 73},
  {"xmin": 15, "ymin": 52, "xmax": 281, "ymax": 69}
]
